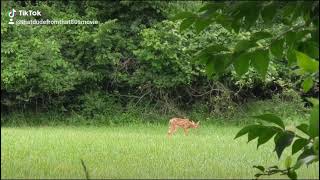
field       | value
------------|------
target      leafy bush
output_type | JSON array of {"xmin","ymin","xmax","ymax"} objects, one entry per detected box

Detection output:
[{"xmin": 78, "ymin": 91, "xmax": 122, "ymax": 119}]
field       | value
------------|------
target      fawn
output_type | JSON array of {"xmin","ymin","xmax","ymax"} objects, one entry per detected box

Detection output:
[{"xmin": 167, "ymin": 117, "xmax": 200, "ymax": 137}]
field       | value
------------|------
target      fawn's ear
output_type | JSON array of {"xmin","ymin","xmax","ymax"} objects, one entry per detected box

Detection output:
[{"xmin": 197, "ymin": 121, "xmax": 200, "ymax": 125}]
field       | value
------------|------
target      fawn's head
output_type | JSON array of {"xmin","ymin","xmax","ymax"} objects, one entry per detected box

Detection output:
[{"xmin": 190, "ymin": 120, "xmax": 200, "ymax": 128}]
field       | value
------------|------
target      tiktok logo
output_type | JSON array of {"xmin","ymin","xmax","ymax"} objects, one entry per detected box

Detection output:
[{"xmin": 8, "ymin": 9, "xmax": 16, "ymax": 24}]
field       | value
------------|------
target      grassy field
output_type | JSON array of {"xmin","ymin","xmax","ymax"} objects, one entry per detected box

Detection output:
[{"xmin": 1, "ymin": 124, "xmax": 319, "ymax": 179}]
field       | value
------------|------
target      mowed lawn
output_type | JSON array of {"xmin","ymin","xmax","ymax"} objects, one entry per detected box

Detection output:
[{"xmin": 1, "ymin": 125, "xmax": 319, "ymax": 179}]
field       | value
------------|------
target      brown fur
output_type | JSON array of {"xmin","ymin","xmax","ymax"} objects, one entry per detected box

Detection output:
[{"xmin": 167, "ymin": 118, "xmax": 200, "ymax": 137}]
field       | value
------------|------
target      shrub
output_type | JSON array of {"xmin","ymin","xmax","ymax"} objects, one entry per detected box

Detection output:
[{"xmin": 78, "ymin": 91, "xmax": 122, "ymax": 119}]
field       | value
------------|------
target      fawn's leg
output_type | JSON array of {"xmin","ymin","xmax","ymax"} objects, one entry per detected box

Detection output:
[
  {"xmin": 169, "ymin": 126, "xmax": 177, "ymax": 136},
  {"xmin": 168, "ymin": 125, "xmax": 175, "ymax": 137},
  {"xmin": 184, "ymin": 128, "xmax": 189, "ymax": 136},
  {"xmin": 167, "ymin": 126, "xmax": 172, "ymax": 136}
]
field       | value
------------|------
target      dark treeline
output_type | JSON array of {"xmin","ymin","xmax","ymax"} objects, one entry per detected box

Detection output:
[{"xmin": 1, "ymin": 1, "xmax": 317, "ymax": 121}]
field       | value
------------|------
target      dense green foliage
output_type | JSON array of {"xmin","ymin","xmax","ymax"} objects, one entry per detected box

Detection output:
[{"xmin": 1, "ymin": 1, "xmax": 314, "ymax": 121}]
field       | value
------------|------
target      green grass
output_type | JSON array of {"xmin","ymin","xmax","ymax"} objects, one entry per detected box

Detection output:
[{"xmin": 1, "ymin": 124, "xmax": 319, "ymax": 179}]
